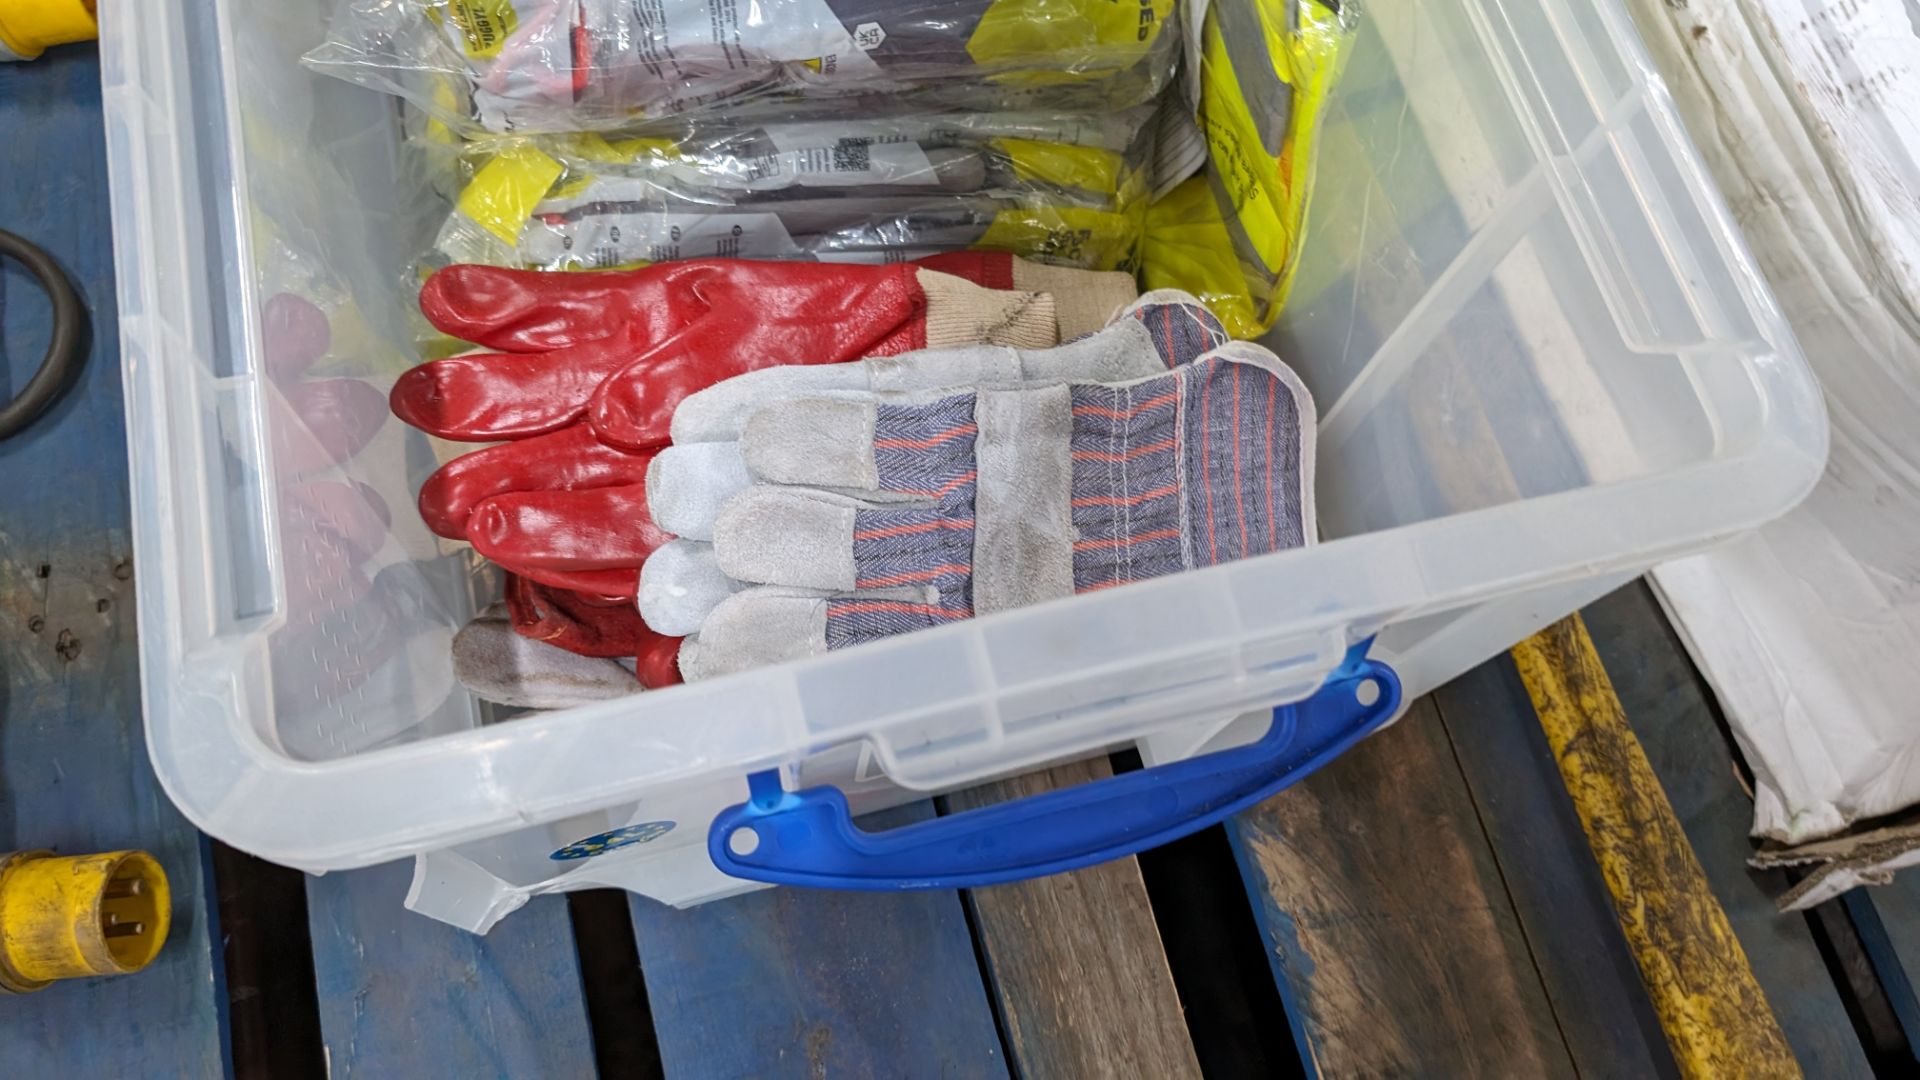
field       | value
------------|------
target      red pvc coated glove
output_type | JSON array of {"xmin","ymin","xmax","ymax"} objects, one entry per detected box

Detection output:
[
  {"xmin": 506, "ymin": 574, "xmax": 682, "ymax": 686},
  {"xmin": 394, "ymin": 259, "xmax": 1055, "ymax": 598},
  {"xmin": 416, "ymin": 422, "xmax": 671, "ymax": 598},
  {"xmin": 395, "ymin": 259, "xmax": 1056, "ymax": 451}
]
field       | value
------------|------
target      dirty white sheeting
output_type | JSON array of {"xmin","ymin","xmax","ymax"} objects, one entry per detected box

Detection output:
[{"xmin": 1624, "ymin": 0, "xmax": 1920, "ymax": 907}]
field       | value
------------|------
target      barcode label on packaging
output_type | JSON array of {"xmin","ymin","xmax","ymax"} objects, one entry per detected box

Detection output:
[
  {"xmin": 729, "ymin": 138, "xmax": 937, "ymax": 189},
  {"xmin": 519, "ymin": 208, "xmax": 803, "ymax": 268}
]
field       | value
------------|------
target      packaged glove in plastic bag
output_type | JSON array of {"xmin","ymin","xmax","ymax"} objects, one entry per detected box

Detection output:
[
  {"xmin": 307, "ymin": 0, "xmax": 1180, "ymax": 133},
  {"xmin": 425, "ymin": 113, "xmax": 1151, "ymax": 272},
  {"xmin": 1142, "ymin": 0, "xmax": 1354, "ymax": 337}
]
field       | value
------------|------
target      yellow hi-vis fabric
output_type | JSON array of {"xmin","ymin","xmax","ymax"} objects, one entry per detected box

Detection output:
[{"xmin": 1144, "ymin": 0, "xmax": 1354, "ymax": 338}]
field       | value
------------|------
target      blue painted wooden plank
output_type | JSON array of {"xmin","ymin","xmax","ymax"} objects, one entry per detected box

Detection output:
[
  {"xmin": 1225, "ymin": 697, "xmax": 1576, "ymax": 1077},
  {"xmin": 1430, "ymin": 659, "xmax": 1679, "ymax": 1077},
  {"xmin": 1841, "ymin": 886, "xmax": 1920, "ymax": 1062},
  {"xmin": 305, "ymin": 860, "xmax": 597, "ymax": 1078},
  {"xmin": 949, "ymin": 762, "xmax": 1200, "ymax": 1077},
  {"xmin": 628, "ymin": 803, "xmax": 1006, "ymax": 1078},
  {"xmin": 1581, "ymin": 581, "xmax": 1874, "ymax": 1077},
  {"xmin": 0, "ymin": 43, "xmax": 229, "ymax": 1078}
]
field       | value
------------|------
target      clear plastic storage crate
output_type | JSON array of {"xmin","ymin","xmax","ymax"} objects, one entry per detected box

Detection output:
[{"xmin": 101, "ymin": 0, "xmax": 1826, "ymax": 929}]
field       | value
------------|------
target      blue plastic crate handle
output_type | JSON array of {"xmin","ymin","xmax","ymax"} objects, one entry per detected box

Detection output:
[{"xmin": 708, "ymin": 639, "xmax": 1401, "ymax": 890}]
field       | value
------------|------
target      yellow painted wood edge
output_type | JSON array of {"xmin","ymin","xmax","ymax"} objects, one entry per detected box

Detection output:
[{"xmin": 1512, "ymin": 614, "xmax": 1800, "ymax": 1079}]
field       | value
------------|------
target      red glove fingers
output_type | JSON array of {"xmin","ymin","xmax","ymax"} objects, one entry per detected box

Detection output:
[
  {"xmin": 468, "ymin": 483, "xmax": 671, "ymax": 586},
  {"xmin": 505, "ymin": 563, "xmax": 645, "ymax": 598},
  {"xmin": 582, "ymin": 266, "xmax": 938, "ymax": 450},
  {"xmin": 405, "ymin": 260, "xmax": 1054, "ymax": 453},
  {"xmin": 419, "ymin": 248, "xmax": 1018, "ymax": 352},
  {"xmin": 397, "ymin": 262, "xmax": 922, "ymax": 444},
  {"xmin": 390, "ymin": 338, "xmax": 636, "ymax": 441},
  {"xmin": 633, "ymin": 633, "xmax": 685, "ymax": 690},
  {"xmin": 506, "ymin": 574, "xmax": 684, "ymax": 685},
  {"xmin": 417, "ymin": 424, "xmax": 653, "ymax": 539},
  {"xmin": 419, "ymin": 261, "xmax": 727, "ymax": 353}
]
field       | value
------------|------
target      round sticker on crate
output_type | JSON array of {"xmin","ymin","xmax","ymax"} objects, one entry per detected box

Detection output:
[{"xmin": 550, "ymin": 821, "xmax": 677, "ymax": 861}]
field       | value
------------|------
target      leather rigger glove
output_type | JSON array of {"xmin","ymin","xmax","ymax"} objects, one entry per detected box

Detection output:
[{"xmin": 629, "ymin": 291, "xmax": 1314, "ymax": 682}]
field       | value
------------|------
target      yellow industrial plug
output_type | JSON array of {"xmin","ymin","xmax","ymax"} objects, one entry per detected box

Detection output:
[
  {"xmin": 0, "ymin": 0, "xmax": 97, "ymax": 62},
  {"xmin": 0, "ymin": 850, "xmax": 170, "ymax": 993}
]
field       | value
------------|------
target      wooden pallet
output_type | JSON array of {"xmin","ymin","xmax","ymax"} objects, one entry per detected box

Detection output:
[{"xmin": 4, "ymin": 45, "xmax": 1916, "ymax": 1080}]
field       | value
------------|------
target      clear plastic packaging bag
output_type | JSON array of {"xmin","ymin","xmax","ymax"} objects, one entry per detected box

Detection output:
[
  {"xmin": 306, "ymin": 0, "xmax": 1180, "ymax": 133},
  {"xmin": 423, "ymin": 111, "xmax": 1153, "ymax": 271}
]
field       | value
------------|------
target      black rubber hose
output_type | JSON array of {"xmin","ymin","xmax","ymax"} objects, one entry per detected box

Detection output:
[{"xmin": 0, "ymin": 229, "xmax": 85, "ymax": 441}]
